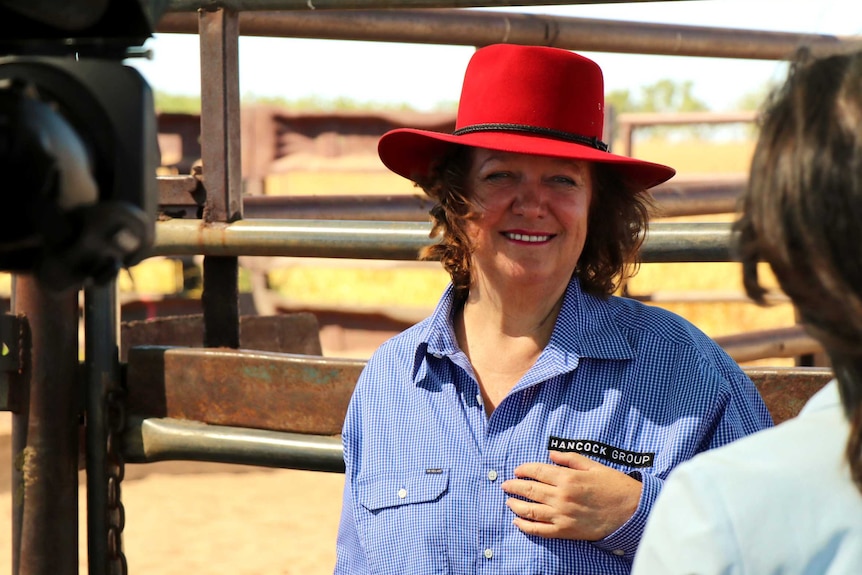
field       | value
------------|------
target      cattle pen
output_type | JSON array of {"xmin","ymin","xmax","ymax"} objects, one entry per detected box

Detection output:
[{"xmin": 2, "ymin": 1, "xmax": 860, "ymax": 574}]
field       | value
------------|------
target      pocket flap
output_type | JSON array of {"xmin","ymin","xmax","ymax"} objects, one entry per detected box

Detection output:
[{"xmin": 357, "ymin": 469, "xmax": 450, "ymax": 512}]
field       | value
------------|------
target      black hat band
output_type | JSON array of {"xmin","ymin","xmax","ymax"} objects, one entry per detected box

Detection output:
[{"xmin": 452, "ymin": 123, "xmax": 609, "ymax": 152}]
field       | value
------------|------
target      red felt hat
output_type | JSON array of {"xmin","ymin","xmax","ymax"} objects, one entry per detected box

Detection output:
[{"xmin": 378, "ymin": 44, "xmax": 675, "ymax": 190}]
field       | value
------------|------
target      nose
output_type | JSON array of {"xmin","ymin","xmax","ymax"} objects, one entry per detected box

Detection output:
[{"xmin": 512, "ymin": 181, "xmax": 547, "ymax": 218}]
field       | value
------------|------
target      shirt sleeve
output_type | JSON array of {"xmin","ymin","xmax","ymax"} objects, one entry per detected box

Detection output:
[
  {"xmin": 590, "ymin": 471, "xmax": 663, "ymax": 561},
  {"xmin": 334, "ymin": 372, "xmax": 370, "ymax": 575},
  {"xmin": 334, "ymin": 474, "xmax": 369, "ymax": 574},
  {"xmin": 630, "ymin": 462, "xmax": 739, "ymax": 574}
]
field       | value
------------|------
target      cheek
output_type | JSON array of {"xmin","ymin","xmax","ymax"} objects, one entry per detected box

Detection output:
[{"xmin": 464, "ymin": 218, "xmax": 484, "ymax": 248}]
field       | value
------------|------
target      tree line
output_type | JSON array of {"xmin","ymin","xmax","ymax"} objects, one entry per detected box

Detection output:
[{"xmin": 156, "ymin": 78, "xmax": 771, "ymax": 115}]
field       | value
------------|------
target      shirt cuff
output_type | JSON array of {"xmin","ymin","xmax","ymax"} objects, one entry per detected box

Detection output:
[{"xmin": 591, "ymin": 472, "xmax": 663, "ymax": 560}]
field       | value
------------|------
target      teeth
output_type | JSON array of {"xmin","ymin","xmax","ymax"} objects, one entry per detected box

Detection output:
[{"xmin": 506, "ymin": 232, "xmax": 551, "ymax": 243}]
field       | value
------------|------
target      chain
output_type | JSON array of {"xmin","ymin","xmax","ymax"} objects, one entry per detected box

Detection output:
[{"xmin": 105, "ymin": 388, "xmax": 128, "ymax": 575}]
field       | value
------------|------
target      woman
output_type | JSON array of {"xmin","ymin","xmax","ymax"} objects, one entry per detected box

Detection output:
[
  {"xmin": 335, "ymin": 44, "xmax": 772, "ymax": 574},
  {"xmin": 632, "ymin": 50, "xmax": 862, "ymax": 573}
]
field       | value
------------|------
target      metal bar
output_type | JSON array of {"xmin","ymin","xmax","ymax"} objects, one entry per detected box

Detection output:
[
  {"xmin": 148, "ymin": 219, "xmax": 734, "ymax": 261},
  {"xmin": 12, "ymin": 275, "xmax": 80, "ymax": 575},
  {"xmin": 648, "ymin": 177, "xmax": 744, "ymax": 217},
  {"xmin": 83, "ymin": 282, "xmax": 119, "ymax": 575},
  {"xmin": 713, "ymin": 325, "xmax": 822, "ymax": 365},
  {"xmin": 244, "ymin": 182, "xmax": 744, "ymax": 219},
  {"xmin": 199, "ymin": 9, "xmax": 243, "ymax": 223},
  {"xmin": 158, "ymin": 177, "xmax": 743, "ymax": 219},
  {"xmin": 125, "ymin": 346, "xmax": 365, "ymax": 435},
  {"xmin": 122, "ymin": 417, "xmax": 345, "ymax": 472},
  {"xmin": 240, "ymin": 194, "xmax": 438, "ymax": 221},
  {"xmin": 617, "ymin": 112, "xmax": 756, "ymax": 157},
  {"xmin": 199, "ymin": 8, "xmax": 243, "ymax": 348},
  {"xmin": 618, "ymin": 111, "xmax": 757, "ymax": 126},
  {"xmin": 203, "ymin": 257, "xmax": 241, "ymax": 348},
  {"xmin": 0, "ymin": 314, "xmax": 23, "ymax": 412},
  {"xmin": 166, "ymin": 0, "xmax": 695, "ymax": 12},
  {"xmin": 156, "ymin": 9, "xmax": 862, "ymax": 61},
  {"xmin": 120, "ymin": 366, "xmax": 829, "ymax": 470}
]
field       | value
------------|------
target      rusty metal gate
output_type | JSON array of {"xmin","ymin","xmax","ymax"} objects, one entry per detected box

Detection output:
[{"xmin": 3, "ymin": 1, "xmax": 858, "ymax": 573}]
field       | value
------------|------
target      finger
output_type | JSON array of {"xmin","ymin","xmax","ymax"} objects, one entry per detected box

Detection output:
[
  {"xmin": 501, "ymin": 477, "xmax": 552, "ymax": 504},
  {"xmin": 505, "ymin": 496, "xmax": 554, "ymax": 524},
  {"xmin": 512, "ymin": 462, "xmax": 563, "ymax": 485},
  {"xmin": 512, "ymin": 516, "xmax": 560, "ymax": 538},
  {"xmin": 548, "ymin": 450, "xmax": 600, "ymax": 470}
]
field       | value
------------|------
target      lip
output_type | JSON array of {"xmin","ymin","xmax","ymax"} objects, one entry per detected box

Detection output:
[{"xmin": 502, "ymin": 231, "xmax": 555, "ymax": 244}]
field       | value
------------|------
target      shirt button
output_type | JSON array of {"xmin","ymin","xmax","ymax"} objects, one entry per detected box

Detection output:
[
  {"xmin": 612, "ymin": 549, "xmax": 625, "ymax": 556},
  {"xmin": 397, "ymin": 488, "xmax": 407, "ymax": 499},
  {"xmin": 476, "ymin": 394, "xmax": 483, "ymax": 405},
  {"xmin": 431, "ymin": 352, "xmax": 443, "ymax": 359},
  {"xmin": 487, "ymin": 469, "xmax": 498, "ymax": 481},
  {"xmin": 483, "ymin": 548, "xmax": 493, "ymax": 559}
]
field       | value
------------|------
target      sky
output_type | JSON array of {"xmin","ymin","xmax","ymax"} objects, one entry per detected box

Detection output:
[{"xmin": 130, "ymin": 0, "xmax": 862, "ymax": 113}]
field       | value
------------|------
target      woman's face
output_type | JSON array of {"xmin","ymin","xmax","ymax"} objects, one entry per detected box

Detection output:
[{"xmin": 465, "ymin": 148, "xmax": 593, "ymax": 293}]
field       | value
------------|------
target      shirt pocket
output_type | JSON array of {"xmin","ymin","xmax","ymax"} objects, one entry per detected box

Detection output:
[{"xmin": 354, "ymin": 470, "xmax": 450, "ymax": 574}]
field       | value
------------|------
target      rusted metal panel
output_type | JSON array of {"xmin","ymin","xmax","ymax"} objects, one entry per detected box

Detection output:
[
  {"xmin": 744, "ymin": 367, "xmax": 833, "ymax": 425},
  {"xmin": 125, "ymin": 346, "xmax": 365, "ymax": 435},
  {"xmin": 123, "ymin": 346, "xmax": 832, "ymax": 439},
  {"xmin": 120, "ymin": 313, "xmax": 323, "ymax": 361}
]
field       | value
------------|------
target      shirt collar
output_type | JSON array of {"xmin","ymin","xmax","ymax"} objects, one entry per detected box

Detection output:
[{"xmin": 411, "ymin": 279, "xmax": 634, "ymax": 385}]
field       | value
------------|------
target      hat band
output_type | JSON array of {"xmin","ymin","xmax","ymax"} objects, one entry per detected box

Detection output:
[{"xmin": 452, "ymin": 123, "xmax": 609, "ymax": 152}]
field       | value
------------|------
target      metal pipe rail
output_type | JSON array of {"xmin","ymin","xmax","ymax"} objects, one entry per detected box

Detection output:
[
  {"xmin": 120, "ymin": 367, "xmax": 833, "ymax": 472},
  {"xmin": 157, "ymin": 8, "xmax": 862, "ymax": 60},
  {"xmin": 159, "ymin": 175, "xmax": 746, "ymax": 219},
  {"xmin": 166, "ymin": 0, "xmax": 695, "ymax": 12},
  {"xmin": 149, "ymin": 218, "xmax": 735, "ymax": 261},
  {"xmin": 123, "ymin": 417, "xmax": 346, "ymax": 472}
]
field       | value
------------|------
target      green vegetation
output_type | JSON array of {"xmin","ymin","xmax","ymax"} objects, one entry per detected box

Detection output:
[
  {"xmin": 607, "ymin": 79, "xmax": 709, "ymax": 115},
  {"xmin": 154, "ymin": 92, "xmax": 202, "ymax": 114},
  {"xmin": 153, "ymin": 90, "xmax": 458, "ymax": 114}
]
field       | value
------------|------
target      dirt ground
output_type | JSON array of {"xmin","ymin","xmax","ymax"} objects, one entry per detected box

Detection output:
[{"xmin": 0, "ymin": 412, "xmax": 345, "ymax": 575}]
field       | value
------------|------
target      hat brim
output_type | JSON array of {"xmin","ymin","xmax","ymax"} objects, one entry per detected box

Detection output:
[{"xmin": 378, "ymin": 128, "xmax": 676, "ymax": 190}]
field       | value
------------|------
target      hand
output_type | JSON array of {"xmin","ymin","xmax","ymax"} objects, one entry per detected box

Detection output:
[{"xmin": 500, "ymin": 450, "xmax": 642, "ymax": 541}]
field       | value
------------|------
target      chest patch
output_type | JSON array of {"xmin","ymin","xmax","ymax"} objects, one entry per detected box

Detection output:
[{"xmin": 547, "ymin": 435, "xmax": 655, "ymax": 468}]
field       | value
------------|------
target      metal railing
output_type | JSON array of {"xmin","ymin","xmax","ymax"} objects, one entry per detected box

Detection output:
[{"xmin": 9, "ymin": 2, "xmax": 856, "ymax": 573}]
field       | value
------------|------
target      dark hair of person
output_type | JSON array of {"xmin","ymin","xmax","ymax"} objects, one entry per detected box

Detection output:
[
  {"xmin": 415, "ymin": 145, "xmax": 652, "ymax": 301},
  {"xmin": 733, "ymin": 49, "xmax": 862, "ymax": 492}
]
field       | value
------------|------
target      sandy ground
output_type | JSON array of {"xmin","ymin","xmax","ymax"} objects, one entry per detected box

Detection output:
[{"xmin": 0, "ymin": 411, "xmax": 345, "ymax": 575}]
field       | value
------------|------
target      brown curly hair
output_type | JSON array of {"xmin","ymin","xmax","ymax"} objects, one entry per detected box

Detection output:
[{"xmin": 414, "ymin": 145, "xmax": 653, "ymax": 300}]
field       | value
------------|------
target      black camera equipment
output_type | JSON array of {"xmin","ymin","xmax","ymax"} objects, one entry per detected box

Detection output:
[{"xmin": 0, "ymin": 0, "xmax": 168, "ymax": 291}]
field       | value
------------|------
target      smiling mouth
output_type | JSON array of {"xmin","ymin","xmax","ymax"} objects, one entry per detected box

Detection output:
[{"xmin": 503, "ymin": 232, "xmax": 554, "ymax": 243}]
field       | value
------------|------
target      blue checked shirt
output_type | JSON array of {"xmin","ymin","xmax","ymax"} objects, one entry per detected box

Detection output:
[{"xmin": 335, "ymin": 279, "xmax": 773, "ymax": 575}]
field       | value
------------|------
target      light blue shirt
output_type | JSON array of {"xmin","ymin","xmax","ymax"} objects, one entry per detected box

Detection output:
[
  {"xmin": 632, "ymin": 379, "xmax": 862, "ymax": 575},
  {"xmin": 335, "ymin": 279, "xmax": 772, "ymax": 574}
]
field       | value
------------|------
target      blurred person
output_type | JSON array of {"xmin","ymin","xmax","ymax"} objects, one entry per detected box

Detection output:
[
  {"xmin": 632, "ymin": 49, "xmax": 862, "ymax": 574},
  {"xmin": 334, "ymin": 43, "xmax": 772, "ymax": 575}
]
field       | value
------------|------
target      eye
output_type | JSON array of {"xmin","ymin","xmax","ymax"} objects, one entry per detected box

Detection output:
[
  {"xmin": 549, "ymin": 175, "xmax": 578, "ymax": 186},
  {"xmin": 484, "ymin": 171, "xmax": 512, "ymax": 182}
]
